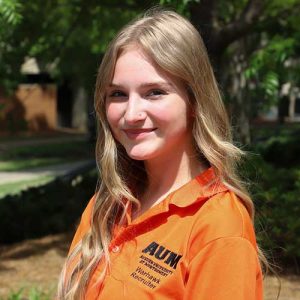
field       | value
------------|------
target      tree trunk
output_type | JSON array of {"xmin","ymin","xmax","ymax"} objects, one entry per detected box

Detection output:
[
  {"xmin": 221, "ymin": 42, "xmax": 252, "ymax": 145},
  {"xmin": 188, "ymin": 0, "xmax": 264, "ymax": 145}
]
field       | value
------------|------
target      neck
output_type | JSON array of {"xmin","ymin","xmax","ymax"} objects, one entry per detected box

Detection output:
[{"xmin": 141, "ymin": 145, "xmax": 209, "ymax": 207}]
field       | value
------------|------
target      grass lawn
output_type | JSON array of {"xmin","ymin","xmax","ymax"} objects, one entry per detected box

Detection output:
[
  {"xmin": 0, "ymin": 158, "xmax": 69, "ymax": 172},
  {"xmin": 0, "ymin": 140, "xmax": 94, "ymax": 171},
  {"xmin": 0, "ymin": 140, "xmax": 94, "ymax": 161},
  {"xmin": 0, "ymin": 286, "xmax": 53, "ymax": 300},
  {"xmin": 0, "ymin": 175, "xmax": 54, "ymax": 198},
  {"xmin": 0, "ymin": 139, "xmax": 94, "ymax": 197}
]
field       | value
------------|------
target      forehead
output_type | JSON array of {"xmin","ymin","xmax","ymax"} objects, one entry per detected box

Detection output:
[
  {"xmin": 111, "ymin": 46, "xmax": 185, "ymax": 91},
  {"xmin": 113, "ymin": 47, "xmax": 163, "ymax": 82}
]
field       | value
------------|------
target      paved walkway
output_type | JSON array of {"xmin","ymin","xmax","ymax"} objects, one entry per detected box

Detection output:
[{"xmin": 0, "ymin": 159, "xmax": 96, "ymax": 184}]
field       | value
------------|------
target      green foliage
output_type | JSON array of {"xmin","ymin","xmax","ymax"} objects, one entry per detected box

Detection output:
[
  {"xmin": 159, "ymin": 0, "xmax": 194, "ymax": 14},
  {"xmin": 0, "ymin": 288, "xmax": 24, "ymax": 300},
  {"xmin": 1, "ymin": 0, "xmax": 299, "ymax": 127},
  {"xmin": 0, "ymin": 0, "xmax": 149, "ymax": 93},
  {"xmin": 4, "ymin": 113, "xmax": 28, "ymax": 133},
  {"xmin": 217, "ymin": 1, "xmax": 300, "ymax": 131},
  {"xmin": 244, "ymin": 35, "xmax": 297, "ymax": 111},
  {"xmin": 0, "ymin": 168, "xmax": 97, "ymax": 243},
  {"xmin": 244, "ymin": 36, "xmax": 295, "ymax": 76},
  {"xmin": 243, "ymin": 130, "xmax": 300, "ymax": 270},
  {"xmin": 0, "ymin": 287, "xmax": 52, "ymax": 300},
  {"xmin": 252, "ymin": 162, "xmax": 300, "ymax": 269},
  {"xmin": 245, "ymin": 0, "xmax": 300, "ymax": 115},
  {"xmin": 0, "ymin": 0, "xmax": 24, "ymax": 92},
  {"xmin": 255, "ymin": 132, "xmax": 300, "ymax": 167},
  {"xmin": 217, "ymin": 0, "xmax": 249, "ymax": 24},
  {"xmin": 266, "ymin": 0, "xmax": 300, "ymax": 16},
  {"xmin": 0, "ymin": 0, "xmax": 23, "ymax": 27},
  {"xmin": 262, "ymin": 71, "xmax": 279, "ymax": 98}
]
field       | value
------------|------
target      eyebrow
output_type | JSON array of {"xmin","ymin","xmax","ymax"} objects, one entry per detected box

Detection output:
[{"xmin": 107, "ymin": 81, "xmax": 174, "ymax": 89}]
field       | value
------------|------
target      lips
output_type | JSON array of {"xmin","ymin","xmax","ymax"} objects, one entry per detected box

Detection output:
[{"xmin": 123, "ymin": 128, "xmax": 157, "ymax": 139}]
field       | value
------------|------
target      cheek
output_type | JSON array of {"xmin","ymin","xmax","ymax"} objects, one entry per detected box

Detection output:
[
  {"xmin": 153, "ymin": 102, "xmax": 189, "ymax": 129},
  {"xmin": 106, "ymin": 103, "xmax": 122, "ymax": 129}
]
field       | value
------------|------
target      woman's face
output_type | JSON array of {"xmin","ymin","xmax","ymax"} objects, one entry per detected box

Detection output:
[{"xmin": 105, "ymin": 46, "xmax": 194, "ymax": 162}]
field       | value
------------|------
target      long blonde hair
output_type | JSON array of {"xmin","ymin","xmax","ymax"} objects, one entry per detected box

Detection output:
[{"xmin": 58, "ymin": 7, "xmax": 268, "ymax": 299}]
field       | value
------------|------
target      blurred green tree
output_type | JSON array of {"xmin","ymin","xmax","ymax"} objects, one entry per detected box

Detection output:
[
  {"xmin": 0, "ymin": 0, "xmax": 153, "ymax": 93},
  {"xmin": 187, "ymin": 0, "xmax": 300, "ymax": 144},
  {"xmin": 0, "ymin": 0, "xmax": 299, "ymax": 143},
  {"xmin": 0, "ymin": 0, "xmax": 23, "ymax": 92},
  {"xmin": 163, "ymin": 0, "xmax": 300, "ymax": 143}
]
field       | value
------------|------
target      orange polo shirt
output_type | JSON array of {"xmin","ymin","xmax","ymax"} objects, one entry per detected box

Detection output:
[{"xmin": 68, "ymin": 167, "xmax": 263, "ymax": 299}]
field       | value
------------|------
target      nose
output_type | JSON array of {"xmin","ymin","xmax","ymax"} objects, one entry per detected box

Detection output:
[{"xmin": 123, "ymin": 94, "xmax": 146, "ymax": 124}]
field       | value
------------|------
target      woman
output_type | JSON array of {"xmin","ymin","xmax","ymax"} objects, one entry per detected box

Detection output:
[{"xmin": 58, "ymin": 8, "xmax": 265, "ymax": 300}]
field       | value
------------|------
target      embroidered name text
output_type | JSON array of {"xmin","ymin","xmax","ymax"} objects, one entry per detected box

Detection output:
[{"xmin": 142, "ymin": 241, "xmax": 182, "ymax": 269}]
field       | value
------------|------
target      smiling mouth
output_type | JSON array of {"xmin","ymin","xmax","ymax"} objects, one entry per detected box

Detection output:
[{"xmin": 123, "ymin": 128, "xmax": 157, "ymax": 139}]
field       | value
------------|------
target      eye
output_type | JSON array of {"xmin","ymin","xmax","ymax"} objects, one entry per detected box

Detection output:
[
  {"xmin": 147, "ymin": 89, "xmax": 166, "ymax": 98},
  {"xmin": 108, "ymin": 90, "xmax": 127, "ymax": 98}
]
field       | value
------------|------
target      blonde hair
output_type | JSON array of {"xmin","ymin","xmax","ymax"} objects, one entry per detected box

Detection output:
[{"xmin": 57, "ymin": 7, "xmax": 268, "ymax": 299}]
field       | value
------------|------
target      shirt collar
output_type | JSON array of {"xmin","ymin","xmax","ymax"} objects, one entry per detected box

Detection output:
[
  {"xmin": 163, "ymin": 166, "xmax": 228, "ymax": 209},
  {"xmin": 123, "ymin": 167, "xmax": 228, "ymax": 225}
]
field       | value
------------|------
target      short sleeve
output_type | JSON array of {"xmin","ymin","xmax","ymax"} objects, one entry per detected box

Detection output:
[{"xmin": 184, "ymin": 237, "xmax": 263, "ymax": 300}]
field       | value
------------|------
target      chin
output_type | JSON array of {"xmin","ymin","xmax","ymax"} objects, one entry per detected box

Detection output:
[
  {"xmin": 126, "ymin": 152, "xmax": 151, "ymax": 161},
  {"xmin": 126, "ymin": 148, "xmax": 158, "ymax": 161}
]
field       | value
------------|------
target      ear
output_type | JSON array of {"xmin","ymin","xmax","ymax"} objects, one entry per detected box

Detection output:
[
  {"xmin": 188, "ymin": 104, "xmax": 196, "ymax": 119},
  {"xmin": 190, "ymin": 109, "xmax": 196, "ymax": 118},
  {"xmin": 186, "ymin": 87, "xmax": 196, "ymax": 118}
]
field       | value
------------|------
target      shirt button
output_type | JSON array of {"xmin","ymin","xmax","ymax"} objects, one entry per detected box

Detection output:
[{"xmin": 112, "ymin": 245, "xmax": 120, "ymax": 253}]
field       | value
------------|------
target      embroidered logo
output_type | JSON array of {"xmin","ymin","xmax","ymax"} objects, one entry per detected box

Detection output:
[
  {"xmin": 142, "ymin": 241, "xmax": 182, "ymax": 269},
  {"xmin": 130, "ymin": 241, "xmax": 183, "ymax": 290}
]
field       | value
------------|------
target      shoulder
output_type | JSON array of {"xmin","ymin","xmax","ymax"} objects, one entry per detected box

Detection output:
[
  {"xmin": 68, "ymin": 194, "xmax": 96, "ymax": 252},
  {"xmin": 81, "ymin": 193, "xmax": 97, "ymax": 225},
  {"xmin": 187, "ymin": 190, "xmax": 258, "ymax": 259}
]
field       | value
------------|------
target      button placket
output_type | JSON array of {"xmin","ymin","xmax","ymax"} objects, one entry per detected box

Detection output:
[{"xmin": 112, "ymin": 245, "xmax": 120, "ymax": 253}]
